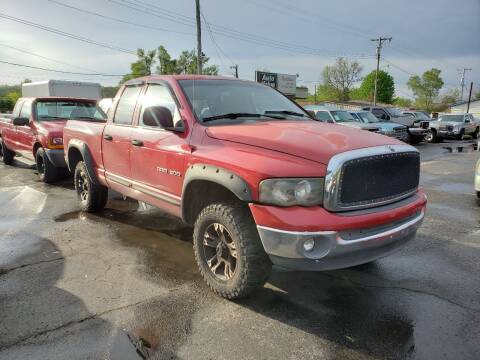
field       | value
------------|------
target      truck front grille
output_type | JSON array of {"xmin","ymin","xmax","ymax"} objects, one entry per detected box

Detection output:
[
  {"xmin": 421, "ymin": 121, "xmax": 429, "ymax": 129},
  {"xmin": 324, "ymin": 145, "xmax": 420, "ymax": 212}
]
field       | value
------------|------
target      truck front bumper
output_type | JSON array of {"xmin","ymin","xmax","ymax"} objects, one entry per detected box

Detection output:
[
  {"xmin": 45, "ymin": 149, "xmax": 67, "ymax": 168},
  {"xmin": 438, "ymin": 129, "xmax": 461, "ymax": 138},
  {"xmin": 408, "ymin": 127, "xmax": 428, "ymax": 138},
  {"xmin": 250, "ymin": 191, "xmax": 426, "ymax": 271}
]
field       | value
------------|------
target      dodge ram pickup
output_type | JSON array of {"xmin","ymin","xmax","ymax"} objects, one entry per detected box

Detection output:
[
  {"xmin": 63, "ymin": 75, "xmax": 427, "ymax": 299},
  {"xmin": 0, "ymin": 97, "xmax": 105, "ymax": 182}
]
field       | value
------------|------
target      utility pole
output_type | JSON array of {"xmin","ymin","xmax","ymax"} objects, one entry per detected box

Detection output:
[
  {"xmin": 458, "ymin": 68, "xmax": 472, "ymax": 101},
  {"xmin": 314, "ymin": 83, "xmax": 317, "ymax": 104},
  {"xmin": 467, "ymin": 82, "xmax": 473, "ymax": 113},
  {"xmin": 230, "ymin": 64, "xmax": 239, "ymax": 78},
  {"xmin": 195, "ymin": 0, "xmax": 203, "ymax": 75},
  {"xmin": 371, "ymin": 36, "xmax": 392, "ymax": 106}
]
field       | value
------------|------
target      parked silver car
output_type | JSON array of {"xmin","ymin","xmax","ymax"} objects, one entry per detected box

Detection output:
[
  {"xmin": 304, "ymin": 105, "xmax": 380, "ymax": 132},
  {"xmin": 351, "ymin": 110, "xmax": 408, "ymax": 141},
  {"xmin": 428, "ymin": 113, "xmax": 478, "ymax": 142}
]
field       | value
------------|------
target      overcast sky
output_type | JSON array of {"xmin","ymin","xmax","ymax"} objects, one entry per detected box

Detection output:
[{"xmin": 1, "ymin": 0, "xmax": 479, "ymax": 99}]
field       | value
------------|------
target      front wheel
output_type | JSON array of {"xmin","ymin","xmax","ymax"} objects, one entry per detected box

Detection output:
[
  {"xmin": 193, "ymin": 203, "xmax": 272, "ymax": 299},
  {"xmin": 424, "ymin": 129, "xmax": 437, "ymax": 143},
  {"xmin": 36, "ymin": 148, "xmax": 58, "ymax": 183},
  {"xmin": 74, "ymin": 161, "xmax": 108, "ymax": 212}
]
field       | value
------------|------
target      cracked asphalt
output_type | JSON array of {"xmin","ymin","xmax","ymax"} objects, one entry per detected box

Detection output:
[{"xmin": 1, "ymin": 141, "xmax": 479, "ymax": 360}]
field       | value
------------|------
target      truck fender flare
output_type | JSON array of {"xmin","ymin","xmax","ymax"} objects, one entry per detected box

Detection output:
[
  {"xmin": 181, "ymin": 164, "xmax": 253, "ymax": 219},
  {"xmin": 67, "ymin": 139, "xmax": 99, "ymax": 185}
]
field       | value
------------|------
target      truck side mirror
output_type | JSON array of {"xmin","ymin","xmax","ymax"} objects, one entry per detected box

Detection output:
[
  {"xmin": 13, "ymin": 117, "xmax": 29, "ymax": 126},
  {"xmin": 143, "ymin": 106, "xmax": 174, "ymax": 129}
]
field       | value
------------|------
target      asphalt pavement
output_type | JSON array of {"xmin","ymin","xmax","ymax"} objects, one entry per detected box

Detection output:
[{"xmin": 0, "ymin": 141, "xmax": 479, "ymax": 360}]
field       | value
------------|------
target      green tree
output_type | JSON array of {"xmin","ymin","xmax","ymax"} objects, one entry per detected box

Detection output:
[
  {"xmin": 121, "ymin": 48, "xmax": 156, "ymax": 83},
  {"xmin": 322, "ymin": 57, "xmax": 362, "ymax": 101},
  {"xmin": 314, "ymin": 84, "xmax": 340, "ymax": 102},
  {"xmin": 407, "ymin": 68, "xmax": 444, "ymax": 111},
  {"xmin": 102, "ymin": 86, "xmax": 119, "ymax": 98},
  {"xmin": 176, "ymin": 50, "xmax": 218, "ymax": 75},
  {"xmin": 393, "ymin": 97, "xmax": 413, "ymax": 108},
  {"xmin": 156, "ymin": 46, "xmax": 177, "ymax": 75},
  {"xmin": 357, "ymin": 70, "xmax": 395, "ymax": 104}
]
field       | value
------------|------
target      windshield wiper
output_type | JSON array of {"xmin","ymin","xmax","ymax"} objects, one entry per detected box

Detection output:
[
  {"xmin": 202, "ymin": 113, "xmax": 264, "ymax": 122},
  {"xmin": 265, "ymin": 110, "xmax": 305, "ymax": 117}
]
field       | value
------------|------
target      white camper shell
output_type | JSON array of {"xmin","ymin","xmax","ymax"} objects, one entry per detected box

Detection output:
[{"xmin": 22, "ymin": 80, "xmax": 102, "ymax": 100}]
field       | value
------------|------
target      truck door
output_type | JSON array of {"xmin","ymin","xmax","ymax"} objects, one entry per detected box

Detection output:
[
  {"xmin": 102, "ymin": 83, "xmax": 142, "ymax": 186},
  {"xmin": 3, "ymin": 99, "xmax": 24, "ymax": 150},
  {"xmin": 15, "ymin": 99, "xmax": 36, "ymax": 160},
  {"xmin": 130, "ymin": 81, "xmax": 188, "ymax": 204}
]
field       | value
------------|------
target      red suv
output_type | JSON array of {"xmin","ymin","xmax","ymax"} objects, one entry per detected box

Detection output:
[{"xmin": 63, "ymin": 76, "xmax": 426, "ymax": 299}]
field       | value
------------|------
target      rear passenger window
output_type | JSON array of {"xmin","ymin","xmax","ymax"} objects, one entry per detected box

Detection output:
[
  {"xmin": 372, "ymin": 109, "xmax": 385, "ymax": 118},
  {"xmin": 114, "ymin": 86, "xmax": 142, "ymax": 125},
  {"xmin": 20, "ymin": 100, "xmax": 32, "ymax": 118}
]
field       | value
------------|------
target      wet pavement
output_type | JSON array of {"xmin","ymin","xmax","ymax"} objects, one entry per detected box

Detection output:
[{"xmin": 0, "ymin": 142, "xmax": 479, "ymax": 360}]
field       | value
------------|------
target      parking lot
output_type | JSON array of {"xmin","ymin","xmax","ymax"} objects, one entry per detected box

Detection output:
[{"xmin": 0, "ymin": 140, "xmax": 479, "ymax": 360}]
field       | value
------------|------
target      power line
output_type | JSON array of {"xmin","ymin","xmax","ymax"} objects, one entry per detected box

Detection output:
[
  {"xmin": 46, "ymin": 0, "xmax": 194, "ymax": 36},
  {"xmin": 0, "ymin": 12, "xmax": 136, "ymax": 55},
  {"xmin": 0, "ymin": 43, "xmax": 99, "ymax": 72},
  {"xmin": 0, "ymin": 60, "xmax": 123, "ymax": 77},
  {"xmin": 106, "ymin": 0, "xmax": 374, "ymax": 58}
]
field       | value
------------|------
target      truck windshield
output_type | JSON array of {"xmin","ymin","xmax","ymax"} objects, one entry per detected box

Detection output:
[
  {"xmin": 385, "ymin": 107, "xmax": 404, "ymax": 117},
  {"xmin": 330, "ymin": 110, "xmax": 356, "ymax": 122},
  {"xmin": 178, "ymin": 79, "xmax": 308, "ymax": 123},
  {"xmin": 358, "ymin": 112, "xmax": 379, "ymax": 123},
  {"xmin": 413, "ymin": 112, "xmax": 430, "ymax": 120},
  {"xmin": 35, "ymin": 101, "xmax": 106, "ymax": 121},
  {"xmin": 439, "ymin": 115, "xmax": 464, "ymax": 122}
]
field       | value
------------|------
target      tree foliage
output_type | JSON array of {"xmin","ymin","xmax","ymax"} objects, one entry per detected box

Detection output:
[
  {"xmin": 393, "ymin": 97, "xmax": 413, "ymax": 108},
  {"xmin": 121, "ymin": 46, "xmax": 219, "ymax": 84},
  {"xmin": 322, "ymin": 57, "xmax": 362, "ymax": 101},
  {"xmin": 357, "ymin": 70, "xmax": 395, "ymax": 104},
  {"xmin": 407, "ymin": 68, "xmax": 444, "ymax": 112}
]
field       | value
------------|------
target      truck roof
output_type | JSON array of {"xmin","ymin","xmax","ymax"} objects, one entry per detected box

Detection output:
[{"xmin": 123, "ymin": 74, "xmax": 240, "ymax": 85}]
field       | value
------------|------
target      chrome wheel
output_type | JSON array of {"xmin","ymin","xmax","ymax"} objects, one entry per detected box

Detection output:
[
  {"xmin": 202, "ymin": 223, "xmax": 237, "ymax": 280},
  {"xmin": 424, "ymin": 130, "xmax": 433, "ymax": 142},
  {"xmin": 76, "ymin": 168, "xmax": 89, "ymax": 201}
]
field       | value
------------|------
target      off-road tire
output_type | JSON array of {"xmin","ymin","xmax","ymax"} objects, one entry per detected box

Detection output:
[
  {"xmin": 36, "ymin": 148, "xmax": 58, "ymax": 183},
  {"xmin": 408, "ymin": 134, "xmax": 423, "ymax": 145},
  {"xmin": 1, "ymin": 140, "xmax": 15, "ymax": 165},
  {"xmin": 74, "ymin": 161, "xmax": 108, "ymax": 212},
  {"xmin": 193, "ymin": 203, "xmax": 272, "ymax": 299}
]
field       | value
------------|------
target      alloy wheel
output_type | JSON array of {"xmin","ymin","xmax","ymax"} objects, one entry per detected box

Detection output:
[{"xmin": 202, "ymin": 222, "xmax": 238, "ymax": 280}]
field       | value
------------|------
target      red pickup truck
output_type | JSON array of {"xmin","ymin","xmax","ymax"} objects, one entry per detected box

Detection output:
[
  {"xmin": 0, "ymin": 97, "xmax": 105, "ymax": 182},
  {"xmin": 63, "ymin": 75, "xmax": 427, "ymax": 299}
]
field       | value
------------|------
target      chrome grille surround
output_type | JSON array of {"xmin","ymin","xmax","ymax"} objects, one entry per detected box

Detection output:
[{"xmin": 324, "ymin": 144, "xmax": 419, "ymax": 212}]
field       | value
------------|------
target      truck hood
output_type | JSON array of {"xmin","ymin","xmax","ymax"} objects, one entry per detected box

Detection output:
[
  {"xmin": 206, "ymin": 120, "xmax": 402, "ymax": 165},
  {"xmin": 389, "ymin": 116, "xmax": 416, "ymax": 126},
  {"xmin": 375, "ymin": 122, "xmax": 407, "ymax": 131},
  {"xmin": 338, "ymin": 122, "xmax": 379, "ymax": 130},
  {"xmin": 36, "ymin": 120, "xmax": 67, "ymax": 137}
]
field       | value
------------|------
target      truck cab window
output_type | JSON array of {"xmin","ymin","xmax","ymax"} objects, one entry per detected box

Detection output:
[
  {"xmin": 315, "ymin": 111, "xmax": 332, "ymax": 122},
  {"xmin": 139, "ymin": 84, "xmax": 181, "ymax": 128},
  {"xmin": 114, "ymin": 86, "xmax": 142, "ymax": 125},
  {"xmin": 19, "ymin": 99, "xmax": 32, "ymax": 119}
]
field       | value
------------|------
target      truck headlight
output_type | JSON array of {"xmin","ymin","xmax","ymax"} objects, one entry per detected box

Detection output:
[{"xmin": 259, "ymin": 178, "xmax": 324, "ymax": 206}]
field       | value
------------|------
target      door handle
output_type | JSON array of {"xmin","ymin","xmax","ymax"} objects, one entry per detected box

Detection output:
[
  {"xmin": 131, "ymin": 139, "xmax": 144, "ymax": 147},
  {"xmin": 103, "ymin": 134, "xmax": 113, "ymax": 141}
]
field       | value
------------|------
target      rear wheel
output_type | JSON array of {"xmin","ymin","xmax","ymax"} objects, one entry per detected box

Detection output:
[
  {"xmin": 1, "ymin": 140, "xmax": 15, "ymax": 165},
  {"xmin": 74, "ymin": 161, "xmax": 108, "ymax": 212},
  {"xmin": 193, "ymin": 203, "xmax": 271, "ymax": 299},
  {"xmin": 36, "ymin": 148, "xmax": 58, "ymax": 183}
]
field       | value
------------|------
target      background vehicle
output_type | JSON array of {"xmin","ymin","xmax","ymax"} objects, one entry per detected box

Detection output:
[
  {"xmin": 304, "ymin": 105, "xmax": 380, "ymax": 132},
  {"xmin": 0, "ymin": 97, "xmax": 105, "ymax": 182},
  {"xmin": 350, "ymin": 110, "xmax": 408, "ymax": 141},
  {"xmin": 22, "ymin": 80, "xmax": 102, "ymax": 100},
  {"xmin": 428, "ymin": 113, "xmax": 478, "ymax": 142},
  {"xmin": 64, "ymin": 75, "xmax": 426, "ymax": 299},
  {"xmin": 362, "ymin": 106, "xmax": 429, "ymax": 144}
]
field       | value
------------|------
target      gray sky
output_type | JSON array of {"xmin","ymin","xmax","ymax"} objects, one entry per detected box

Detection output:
[{"xmin": 1, "ymin": 0, "xmax": 479, "ymax": 99}]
